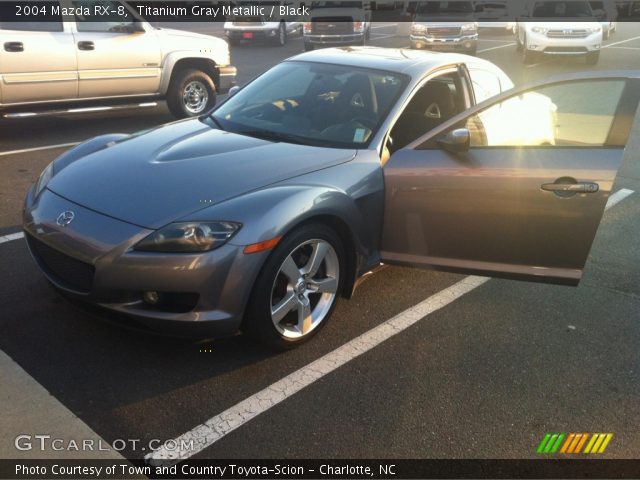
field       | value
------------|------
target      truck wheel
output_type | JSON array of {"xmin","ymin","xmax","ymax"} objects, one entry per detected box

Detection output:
[
  {"xmin": 274, "ymin": 23, "xmax": 286, "ymax": 46},
  {"xmin": 586, "ymin": 51, "xmax": 600, "ymax": 65},
  {"xmin": 166, "ymin": 68, "xmax": 216, "ymax": 119}
]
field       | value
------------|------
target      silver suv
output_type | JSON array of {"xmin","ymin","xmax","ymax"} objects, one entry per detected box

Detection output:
[{"xmin": 0, "ymin": 0, "xmax": 236, "ymax": 118}]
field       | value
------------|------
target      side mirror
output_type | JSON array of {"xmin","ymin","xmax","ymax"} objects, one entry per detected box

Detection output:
[
  {"xmin": 228, "ymin": 85, "xmax": 240, "ymax": 97},
  {"xmin": 437, "ymin": 128, "xmax": 470, "ymax": 153}
]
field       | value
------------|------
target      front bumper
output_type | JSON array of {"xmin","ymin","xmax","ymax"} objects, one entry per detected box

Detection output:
[
  {"xmin": 23, "ymin": 188, "xmax": 267, "ymax": 336},
  {"xmin": 410, "ymin": 33, "xmax": 478, "ymax": 50},
  {"xmin": 217, "ymin": 65, "xmax": 237, "ymax": 94},
  {"xmin": 304, "ymin": 33, "xmax": 365, "ymax": 46},
  {"xmin": 525, "ymin": 31, "xmax": 601, "ymax": 55}
]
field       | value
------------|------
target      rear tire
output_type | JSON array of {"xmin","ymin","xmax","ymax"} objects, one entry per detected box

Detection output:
[
  {"xmin": 166, "ymin": 68, "xmax": 216, "ymax": 119},
  {"xmin": 243, "ymin": 224, "xmax": 345, "ymax": 350}
]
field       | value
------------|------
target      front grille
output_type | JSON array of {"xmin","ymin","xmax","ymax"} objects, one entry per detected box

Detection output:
[
  {"xmin": 26, "ymin": 233, "xmax": 95, "ymax": 293},
  {"xmin": 427, "ymin": 26, "xmax": 462, "ymax": 36},
  {"xmin": 547, "ymin": 29, "xmax": 588, "ymax": 38},
  {"xmin": 312, "ymin": 17, "xmax": 353, "ymax": 34},
  {"xmin": 545, "ymin": 46, "xmax": 588, "ymax": 52}
]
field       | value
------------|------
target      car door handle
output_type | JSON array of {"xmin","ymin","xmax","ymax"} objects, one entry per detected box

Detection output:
[
  {"xmin": 4, "ymin": 42, "xmax": 24, "ymax": 52},
  {"xmin": 541, "ymin": 182, "xmax": 599, "ymax": 193},
  {"xmin": 77, "ymin": 41, "xmax": 95, "ymax": 51}
]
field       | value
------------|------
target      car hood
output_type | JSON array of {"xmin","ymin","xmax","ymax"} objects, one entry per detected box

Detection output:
[{"xmin": 48, "ymin": 119, "xmax": 356, "ymax": 229}]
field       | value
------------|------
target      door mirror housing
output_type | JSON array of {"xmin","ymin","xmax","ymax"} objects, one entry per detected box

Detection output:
[
  {"xmin": 110, "ymin": 23, "xmax": 144, "ymax": 34},
  {"xmin": 437, "ymin": 128, "xmax": 470, "ymax": 153},
  {"xmin": 228, "ymin": 85, "xmax": 241, "ymax": 97}
]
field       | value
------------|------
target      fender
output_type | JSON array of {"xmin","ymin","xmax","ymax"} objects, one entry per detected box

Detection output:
[
  {"xmin": 182, "ymin": 184, "xmax": 381, "ymax": 294},
  {"xmin": 160, "ymin": 51, "xmax": 227, "ymax": 95},
  {"xmin": 53, "ymin": 134, "xmax": 130, "ymax": 174}
]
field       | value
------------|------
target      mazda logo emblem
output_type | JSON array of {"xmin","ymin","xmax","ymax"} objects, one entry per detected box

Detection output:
[{"xmin": 56, "ymin": 211, "xmax": 75, "ymax": 227}]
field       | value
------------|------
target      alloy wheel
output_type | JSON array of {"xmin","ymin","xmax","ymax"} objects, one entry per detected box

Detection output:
[{"xmin": 270, "ymin": 239, "xmax": 339, "ymax": 339}]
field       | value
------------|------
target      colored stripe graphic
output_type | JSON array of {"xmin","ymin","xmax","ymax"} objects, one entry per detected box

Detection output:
[{"xmin": 540, "ymin": 433, "xmax": 613, "ymax": 455}]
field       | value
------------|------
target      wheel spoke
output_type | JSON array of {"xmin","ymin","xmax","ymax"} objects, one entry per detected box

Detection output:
[
  {"xmin": 302, "ymin": 241, "xmax": 329, "ymax": 277},
  {"xmin": 271, "ymin": 291, "xmax": 297, "ymax": 323},
  {"xmin": 307, "ymin": 276, "xmax": 338, "ymax": 294},
  {"xmin": 296, "ymin": 296, "xmax": 312, "ymax": 335},
  {"xmin": 280, "ymin": 255, "xmax": 301, "ymax": 283}
]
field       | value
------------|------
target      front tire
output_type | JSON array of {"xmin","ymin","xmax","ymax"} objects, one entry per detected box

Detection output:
[
  {"xmin": 586, "ymin": 51, "xmax": 600, "ymax": 65},
  {"xmin": 274, "ymin": 23, "xmax": 287, "ymax": 46},
  {"xmin": 166, "ymin": 68, "xmax": 216, "ymax": 119},
  {"xmin": 243, "ymin": 224, "xmax": 345, "ymax": 350}
]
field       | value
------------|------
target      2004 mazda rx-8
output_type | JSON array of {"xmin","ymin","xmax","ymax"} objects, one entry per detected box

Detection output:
[{"xmin": 23, "ymin": 47, "xmax": 640, "ymax": 349}]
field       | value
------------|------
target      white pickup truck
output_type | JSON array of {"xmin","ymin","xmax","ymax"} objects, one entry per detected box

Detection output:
[{"xmin": 0, "ymin": 0, "xmax": 236, "ymax": 119}]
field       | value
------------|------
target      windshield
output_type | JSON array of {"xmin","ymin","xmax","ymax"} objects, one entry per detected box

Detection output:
[
  {"xmin": 531, "ymin": 1, "xmax": 594, "ymax": 17},
  {"xmin": 415, "ymin": 1, "xmax": 474, "ymax": 16},
  {"xmin": 211, "ymin": 61, "xmax": 407, "ymax": 149}
]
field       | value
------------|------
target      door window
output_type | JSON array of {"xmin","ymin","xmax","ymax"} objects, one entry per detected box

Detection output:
[
  {"xmin": 469, "ymin": 69, "xmax": 502, "ymax": 103},
  {"xmin": 0, "ymin": 2, "xmax": 62, "ymax": 31},
  {"xmin": 73, "ymin": 0, "xmax": 135, "ymax": 32},
  {"xmin": 390, "ymin": 72, "xmax": 466, "ymax": 151},
  {"xmin": 464, "ymin": 80, "xmax": 626, "ymax": 147}
]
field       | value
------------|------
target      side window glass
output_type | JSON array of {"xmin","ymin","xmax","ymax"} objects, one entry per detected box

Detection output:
[
  {"xmin": 0, "ymin": 2, "xmax": 63, "ymax": 31},
  {"xmin": 466, "ymin": 80, "xmax": 626, "ymax": 147},
  {"xmin": 469, "ymin": 69, "xmax": 501, "ymax": 103},
  {"xmin": 74, "ymin": 0, "xmax": 134, "ymax": 33}
]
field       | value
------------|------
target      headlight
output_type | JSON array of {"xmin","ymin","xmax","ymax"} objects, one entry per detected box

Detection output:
[
  {"xmin": 585, "ymin": 26, "xmax": 602, "ymax": 33},
  {"xmin": 135, "ymin": 221, "xmax": 241, "ymax": 253},
  {"xmin": 531, "ymin": 26, "xmax": 548, "ymax": 33},
  {"xmin": 411, "ymin": 23, "xmax": 425, "ymax": 34},
  {"xmin": 34, "ymin": 162, "xmax": 54, "ymax": 198},
  {"xmin": 461, "ymin": 23, "xmax": 477, "ymax": 32}
]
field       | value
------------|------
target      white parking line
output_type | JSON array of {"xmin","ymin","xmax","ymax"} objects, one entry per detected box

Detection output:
[
  {"xmin": 0, "ymin": 232, "xmax": 24, "ymax": 245},
  {"xmin": 371, "ymin": 33, "xmax": 396, "ymax": 40},
  {"xmin": 0, "ymin": 142, "xmax": 79, "ymax": 158},
  {"xmin": 602, "ymin": 34, "xmax": 640, "ymax": 49},
  {"xmin": 605, "ymin": 188, "xmax": 634, "ymax": 210},
  {"xmin": 606, "ymin": 46, "xmax": 640, "ymax": 51},
  {"xmin": 478, "ymin": 42, "xmax": 516, "ymax": 53},
  {"xmin": 145, "ymin": 275, "xmax": 490, "ymax": 465}
]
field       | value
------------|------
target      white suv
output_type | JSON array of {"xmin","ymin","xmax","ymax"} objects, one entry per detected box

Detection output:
[{"xmin": 516, "ymin": 0, "xmax": 603, "ymax": 64}]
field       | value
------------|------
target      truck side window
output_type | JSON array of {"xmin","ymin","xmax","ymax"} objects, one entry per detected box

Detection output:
[
  {"xmin": 73, "ymin": 0, "xmax": 135, "ymax": 32},
  {"xmin": 0, "ymin": 1, "xmax": 63, "ymax": 31}
]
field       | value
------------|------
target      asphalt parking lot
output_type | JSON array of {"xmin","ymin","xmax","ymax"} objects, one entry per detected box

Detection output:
[{"xmin": 1, "ymin": 22, "xmax": 640, "ymax": 462}]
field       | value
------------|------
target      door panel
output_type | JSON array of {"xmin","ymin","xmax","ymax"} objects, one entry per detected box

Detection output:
[
  {"xmin": 381, "ymin": 76, "xmax": 639, "ymax": 284},
  {"xmin": 72, "ymin": 1, "xmax": 161, "ymax": 98},
  {"xmin": 0, "ymin": 15, "xmax": 77, "ymax": 104}
]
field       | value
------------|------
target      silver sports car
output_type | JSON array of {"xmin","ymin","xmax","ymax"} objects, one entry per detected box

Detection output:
[{"xmin": 23, "ymin": 47, "xmax": 640, "ymax": 349}]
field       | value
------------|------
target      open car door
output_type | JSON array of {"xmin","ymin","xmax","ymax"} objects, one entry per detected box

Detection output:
[{"xmin": 381, "ymin": 72, "xmax": 640, "ymax": 285}]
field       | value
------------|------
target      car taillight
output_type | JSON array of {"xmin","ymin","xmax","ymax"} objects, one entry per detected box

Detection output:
[
  {"xmin": 353, "ymin": 21, "xmax": 364, "ymax": 33},
  {"xmin": 304, "ymin": 22, "xmax": 313, "ymax": 33}
]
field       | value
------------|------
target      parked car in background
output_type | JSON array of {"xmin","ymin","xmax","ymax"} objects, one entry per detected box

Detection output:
[
  {"xmin": 0, "ymin": 0, "xmax": 235, "ymax": 119},
  {"xmin": 474, "ymin": 0, "xmax": 517, "ymax": 32},
  {"xmin": 223, "ymin": 1, "xmax": 303, "ymax": 46},
  {"xmin": 303, "ymin": 1, "xmax": 372, "ymax": 51},
  {"xmin": 409, "ymin": 1, "xmax": 478, "ymax": 54},
  {"xmin": 516, "ymin": 0, "xmax": 603, "ymax": 64},
  {"xmin": 589, "ymin": 0, "xmax": 618, "ymax": 38}
]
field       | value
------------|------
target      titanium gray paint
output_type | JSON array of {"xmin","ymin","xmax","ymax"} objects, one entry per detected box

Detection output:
[{"xmin": 22, "ymin": 48, "xmax": 640, "ymax": 336}]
